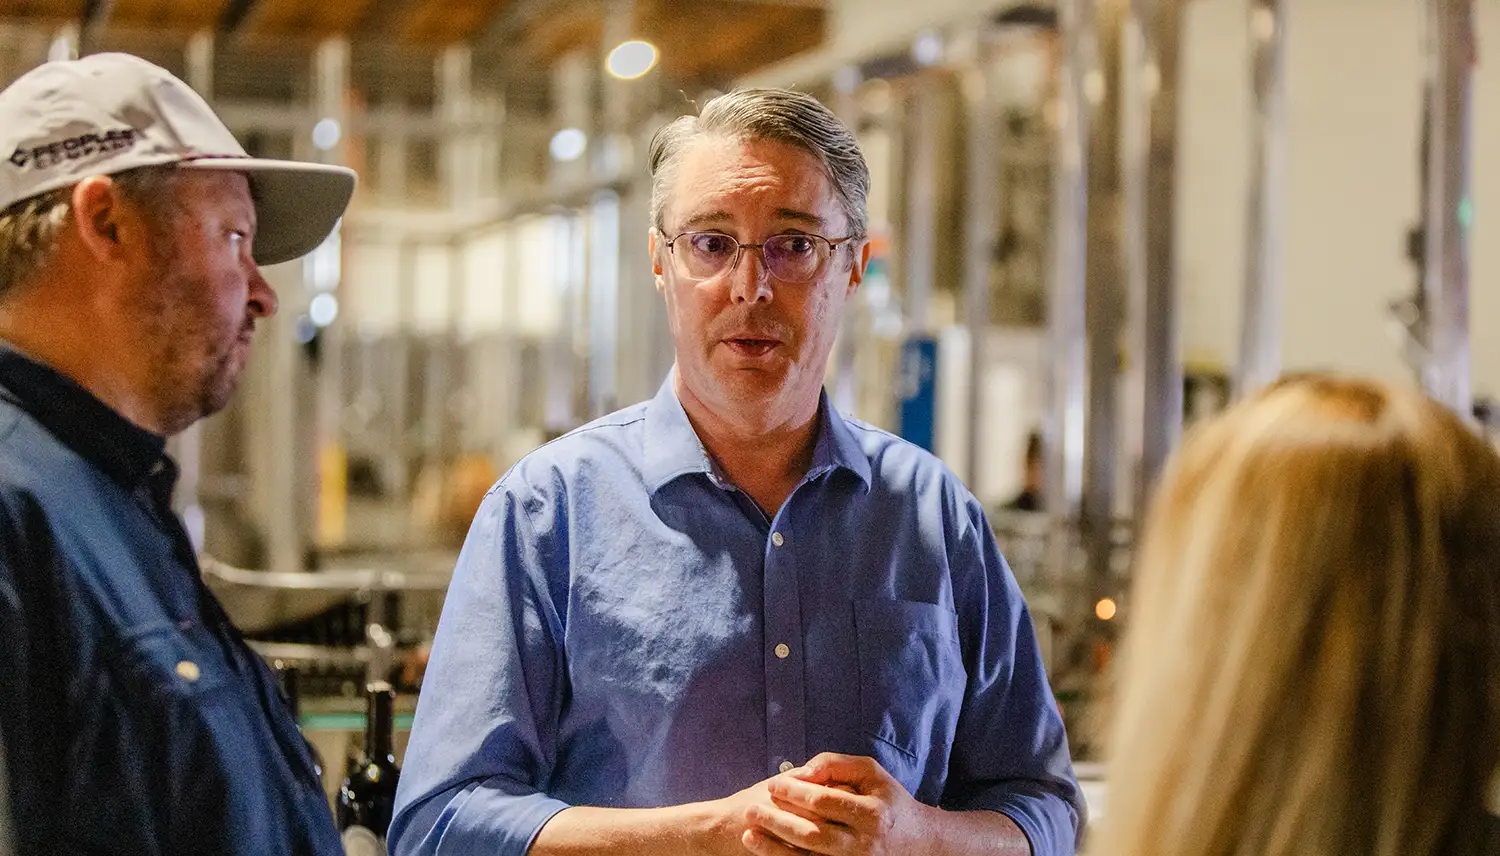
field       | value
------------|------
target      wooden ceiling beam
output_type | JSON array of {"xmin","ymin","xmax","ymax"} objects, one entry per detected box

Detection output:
[
  {"xmin": 0, "ymin": 0, "xmax": 84, "ymax": 24},
  {"xmin": 104, "ymin": 0, "xmax": 222, "ymax": 31},
  {"xmin": 398, "ymin": 0, "xmax": 510, "ymax": 47},
  {"xmin": 641, "ymin": 0, "xmax": 825, "ymax": 87},
  {"xmin": 237, "ymin": 0, "xmax": 374, "ymax": 43},
  {"xmin": 215, "ymin": 0, "xmax": 254, "ymax": 32}
]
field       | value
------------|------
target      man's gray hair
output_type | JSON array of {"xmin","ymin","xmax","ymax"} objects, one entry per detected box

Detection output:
[
  {"xmin": 0, "ymin": 165, "xmax": 181, "ymax": 299},
  {"xmin": 647, "ymin": 88, "xmax": 870, "ymax": 239}
]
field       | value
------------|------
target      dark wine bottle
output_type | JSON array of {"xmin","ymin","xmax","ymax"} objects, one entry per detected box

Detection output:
[
  {"xmin": 275, "ymin": 662, "xmax": 325, "ymax": 783},
  {"xmin": 336, "ymin": 681, "xmax": 401, "ymax": 856}
]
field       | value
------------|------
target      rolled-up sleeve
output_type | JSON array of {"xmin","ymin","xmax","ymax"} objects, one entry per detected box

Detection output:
[
  {"xmin": 390, "ymin": 484, "xmax": 571, "ymax": 856},
  {"xmin": 941, "ymin": 500, "xmax": 1086, "ymax": 856}
]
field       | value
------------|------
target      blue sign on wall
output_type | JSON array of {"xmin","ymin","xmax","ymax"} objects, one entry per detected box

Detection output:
[{"xmin": 897, "ymin": 336, "xmax": 939, "ymax": 452}]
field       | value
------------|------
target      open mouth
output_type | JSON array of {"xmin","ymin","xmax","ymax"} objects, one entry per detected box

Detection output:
[{"xmin": 725, "ymin": 338, "xmax": 780, "ymax": 358}]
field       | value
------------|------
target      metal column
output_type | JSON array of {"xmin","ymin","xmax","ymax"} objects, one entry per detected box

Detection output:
[
  {"xmin": 549, "ymin": 50, "xmax": 595, "ymax": 427},
  {"xmin": 1418, "ymin": 0, "xmax": 1476, "ymax": 417},
  {"xmin": 439, "ymin": 45, "xmax": 484, "ymax": 215},
  {"xmin": 1129, "ymin": 0, "xmax": 1184, "ymax": 504},
  {"xmin": 1082, "ymin": 0, "xmax": 1127, "ymax": 586},
  {"xmin": 186, "ymin": 31, "xmax": 214, "ymax": 99},
  {"xmin": 904, "ymin": 79, "xmax": 941, "ymax": 334},
  {"xmin": 312, "ymin": 38, "xmax": 351, "ymax": 548},
  {"xmin": 1237, "ymin": 0, "xmax": 1287, "ymax": 397},
  {"xmin": 1046, "ymin": 0, "xmax": 1092, "ymax": 577},
  {"xmin": 46, "ymin": 23, "xmax": 78, "ymax": 62},
  {"xmin": 261, "ymin": 263, "xmax": 306, "ymax": 578},
  {"xmin": 171, "ymin": 31, "xmax": 216, "ymax": 552},
  {"xmin": 963, "ymin": 61, "xmax": 1002, "ymax": 491},
  {"xmin": 388, "ymin": 242, "xmax": 418, "ymax": 499},
  {"xmin": 829, "ymin": 71, "xmax": 862, "ymax": 417}
]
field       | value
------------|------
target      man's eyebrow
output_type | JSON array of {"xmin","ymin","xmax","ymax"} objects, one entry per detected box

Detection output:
[
  {"xmin": 676, "ymin": 208, "xmax": 828, "ymax": 231},
  {"xmin": 678, "ymin": 210, "xmax": 733, "ymax": 231},
  {"xmin": 773, "ymin": 208, "xmax": 826, "ymax": 229}
]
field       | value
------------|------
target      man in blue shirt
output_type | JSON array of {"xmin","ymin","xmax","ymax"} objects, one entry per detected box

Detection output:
[
  {"xmin": 0, "ymin": 54, "xmax": 355, "ymax": 854},
  {"xmin": 392, "ymin": 88, "xmax": 1084, "ymax": 856}
]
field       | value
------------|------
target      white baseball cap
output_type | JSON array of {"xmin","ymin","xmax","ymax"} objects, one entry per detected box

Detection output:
[{"xmin": 0, "ymin": 52, "xmax": 356, "ymax": 266}]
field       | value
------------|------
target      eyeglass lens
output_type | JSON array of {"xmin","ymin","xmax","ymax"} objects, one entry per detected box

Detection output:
[{"xmin": 677, "ymin": 232, "xmax": 832, "ymax": 282}]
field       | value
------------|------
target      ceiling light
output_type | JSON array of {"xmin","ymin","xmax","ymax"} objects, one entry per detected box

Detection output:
[
  {"xmin": 912, "ymin": 30, "xmax": 944, "ymax": 67},
  {"xmin": 312, "ymin": 118, "xmax": 342, "ymax": 151},
  {"xmin": 607, "ymin": 41, "xmax": 658, "ymax": 80},
  {"xmin": 309, "ymin": 293, "xmax": 340, "ymax": 327},
  {"xmin": 550, "ymin": 128, "xmax": 588, "ymax": 162}
]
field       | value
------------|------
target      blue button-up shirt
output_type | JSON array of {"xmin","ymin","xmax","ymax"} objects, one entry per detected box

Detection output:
[
  {"xmin": 0, "ymin": 346, "xmax": 342, "ymax": 856},
  {"xmin": 391, "ymin": 378, "xmax": 1084, "ymax": 856}
]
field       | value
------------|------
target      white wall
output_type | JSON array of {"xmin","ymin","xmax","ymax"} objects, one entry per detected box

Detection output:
[{"xmin": 1180, "ymin": 0, "xmax": 1499, "ymax": 398}]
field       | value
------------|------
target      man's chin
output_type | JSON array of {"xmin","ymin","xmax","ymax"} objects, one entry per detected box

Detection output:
[
  {"xmin": 715, "ymin": 372, "xmax": 789, "ymax": 403},
  {"xmin": 194, "ymin": 369, "xmax": 244, "ymax": 425}
]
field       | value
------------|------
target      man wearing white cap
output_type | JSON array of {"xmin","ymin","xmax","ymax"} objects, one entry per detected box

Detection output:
[{"xmin": 0, "ymin": 53, "xmax": 355, "ymax": 855}]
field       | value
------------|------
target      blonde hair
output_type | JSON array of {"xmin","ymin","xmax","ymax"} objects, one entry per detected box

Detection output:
[
  {"xmin": 1101, "ymin": 375, "xmax": 1500, "ymax": 856},
  {"xmin": 0, "ymin": 166, "xmax": 182, "ymax": 298},
  {"xmin": 0, "ymin": 187, "xmax": 72, "ymax": 298}
]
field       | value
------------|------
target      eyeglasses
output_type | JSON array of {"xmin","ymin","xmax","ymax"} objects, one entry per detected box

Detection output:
[{"xmin": 662, "ymin": 231, "xmax": 856, "ymax": 284}]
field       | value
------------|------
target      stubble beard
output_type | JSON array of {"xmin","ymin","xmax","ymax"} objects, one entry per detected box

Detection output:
[{"xmin": 140, "ymin": 264, "xmax": 246, "ymax": 436}]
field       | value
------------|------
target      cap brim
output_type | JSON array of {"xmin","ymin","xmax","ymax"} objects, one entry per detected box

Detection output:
[{"xmin": 180, "ymin": 158, "xmax": 356, "ymax": 266}]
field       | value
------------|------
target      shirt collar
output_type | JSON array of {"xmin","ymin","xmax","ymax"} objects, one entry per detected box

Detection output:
[
  {"xmin": 0, "ymin": 343, "xmax": 167, "ymax": 489},
  {"xmin": 642, "ymin": 371, "xmax": 872, "ymax": 495}
]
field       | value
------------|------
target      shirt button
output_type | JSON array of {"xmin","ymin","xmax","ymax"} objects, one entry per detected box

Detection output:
[
  {"xmin": 175, "ymin": 661, "xmax": 201, "ymax": 682},
  {"xmin": 779, "ymin": 760, "xmax": 795, "ymax": 774},
  {"xmin": 771, "ymin": 532, "xmax": 785, "ymax": 547},
  {"xmin": 774, "ymin": 643, "xmax": 790, "ymax": 659}
]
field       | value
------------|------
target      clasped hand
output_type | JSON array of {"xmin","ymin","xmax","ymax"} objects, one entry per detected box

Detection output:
[{"xmin": 737, "ymin": 753, "xmax": 929, "ymax": 856}]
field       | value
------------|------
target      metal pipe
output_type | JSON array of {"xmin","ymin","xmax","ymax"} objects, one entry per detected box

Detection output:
[
  {"xmin": 830, "ymin": 72, "xmax": 862, "ymax": 418},
  {"xmin": 1419, "ymin": 0, "xmax": 1476, "ymax": 416},
  {"xmin": 46, "ymin": 23, "xmax": 78, "ymax": 63},
  {"xmin": 172, "ymin": 31, "xmax": 212, "ymax": 548},
  {"xmin": 904, "ymin": 77, "xmax": 941, "ymax": 334},
  {"xmin": 1045, "ymin": 0, "xmax": 1092, "ymax": 576},
  {"xmin": 185, "ymin": 31, "xmax": 214, "ymax": 98},
  {"xmin": 312, "ymin": 38, "xmax": 350, "ymax": 550},
  {"xmin": 262, "ymin": 264, "xmax": 304, "ymax": 579},
  {"xmin": 388, "ymin": 243, "xmax": 417, "ymax": 499},
  {"xmin": 962, "ymin": 62, "xmax": 1002, "ymax": 491},
  {"xmin": 1135, "ymin": 0, "xmax": 1184, "ymax": 502},
  {"xmin": 1237, "ymin": 0, "xmax": 1287, "ymax": 397},
  {"xmin": 1082, "ymin": 0, "xmax": 1127, "ymax": 586}
]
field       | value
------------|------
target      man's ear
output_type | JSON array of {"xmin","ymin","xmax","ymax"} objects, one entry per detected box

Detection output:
[
  {"xmin": 69, "ymin": 176, "xmax": 134, "ymax": 264},
  {"xmin": 650, "ymin": 229, "xmax": 667, "ymax": 294},
  {"xmin": 847, "ymin": 238, "xmax": 873, "ymax": 296}
]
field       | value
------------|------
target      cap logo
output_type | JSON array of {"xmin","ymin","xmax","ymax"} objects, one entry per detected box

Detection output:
[{"xmin": 8, "ymin": 128, "xmax": 139, "ymax": 171}]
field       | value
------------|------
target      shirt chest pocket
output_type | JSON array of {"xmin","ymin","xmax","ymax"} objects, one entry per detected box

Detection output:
[
  {"xmin": 852, "ymin": 599, "xmax": 966, "ymax": 790},
  {"xmin": 114, "ymin": 622, "xmax": 233, "ymax": 704}
]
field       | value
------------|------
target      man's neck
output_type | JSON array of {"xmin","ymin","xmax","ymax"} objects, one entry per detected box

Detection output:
[
  {"xmin": 0, "ymin": 292, "xmax": 163, "ymax": 435},
  {"xmin": 675, "ymin": 375, "xmax": 821, "ymax": 517}
]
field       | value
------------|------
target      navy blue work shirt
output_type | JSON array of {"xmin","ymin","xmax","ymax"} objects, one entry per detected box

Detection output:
[
  {"xmin": 0, "ymin": 346, "xmax": 343, "ymax": 856},
  {"xmin": 391, "ymin": 377, "xmax": 1084, "ymax": 856}
]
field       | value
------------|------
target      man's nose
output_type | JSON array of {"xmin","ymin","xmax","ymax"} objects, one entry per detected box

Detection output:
[
  {"xmin": 247, "ymin": 265, "xmax": 278, "ymax": 318},
  {"xmin": 727, "ymin": 246, "xmax": 773, "ymax": 305}
]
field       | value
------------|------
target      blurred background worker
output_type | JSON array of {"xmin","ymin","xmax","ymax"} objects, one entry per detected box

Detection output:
[
  {"xmin": 1100, "ymin": 374, "xmax": 1500, "ymax": 856},
  {"xmin": 0, "ymin": 54, "xmax": 355, "ymax": 855}
]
